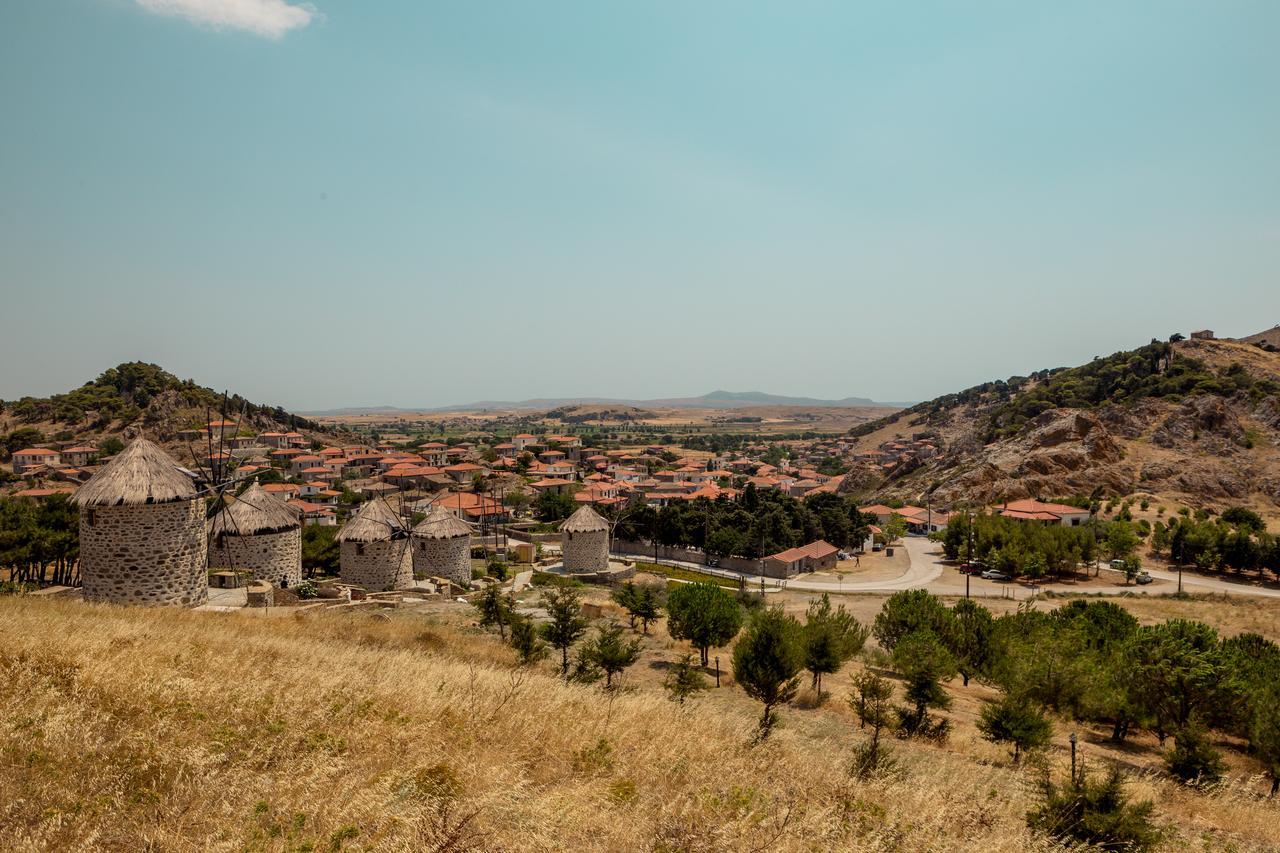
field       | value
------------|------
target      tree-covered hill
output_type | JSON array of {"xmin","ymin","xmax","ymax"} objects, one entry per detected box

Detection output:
[{"xmin": 0, "ymin": 361, "xmax": 328, "ymax": 453}]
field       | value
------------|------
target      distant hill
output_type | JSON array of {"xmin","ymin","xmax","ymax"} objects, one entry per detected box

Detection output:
[
  {"xmin": 0, "ymin": 362, "xmax": 332, "ymax": 457},
  {"xmin": 306, "ymin": 390, "xmax": 910, "ymax": 416}
]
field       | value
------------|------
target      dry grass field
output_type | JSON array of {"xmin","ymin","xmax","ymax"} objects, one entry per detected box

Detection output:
[{"xmin": 3, "ymin": 594, "xmax": 1280, "ymax": 851}]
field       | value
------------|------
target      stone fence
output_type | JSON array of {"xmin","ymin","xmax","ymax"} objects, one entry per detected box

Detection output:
[{"xmin": 610, "ymin": 539, "xmax": 762, "ymax": 575}]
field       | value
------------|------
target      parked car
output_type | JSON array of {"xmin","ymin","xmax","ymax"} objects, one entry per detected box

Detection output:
[
  {"xmin": 706, "ymin": 558, "xmax": 720, "ymax": 568},
  {"xmin": 980, "ymin": 569, "xmax": 1010, "ymax": 581},
  {"xmin": 959, "ymin": 563, "xmax": 984, "ymax": 575},
  {"xmin": 872, "ymin": 542, "xmax": 884, "ymax": 552},
  {"xmin": 1135, "ymin": 571, "xmax": 1153, "ymax": 585},
  {"xmin": 1109, "ymin": 559, "xmax": 1126, "ymax": 570}
]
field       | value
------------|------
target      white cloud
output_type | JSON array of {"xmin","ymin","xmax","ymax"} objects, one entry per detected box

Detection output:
[{"xmin": 135, "ymin": 0, "xmax": 317, "ymax": 39}]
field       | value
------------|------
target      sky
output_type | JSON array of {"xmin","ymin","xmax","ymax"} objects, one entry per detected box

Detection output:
[{"xmin": 1, "ymin": 1, "xmax": 1278, "ymax": 411}]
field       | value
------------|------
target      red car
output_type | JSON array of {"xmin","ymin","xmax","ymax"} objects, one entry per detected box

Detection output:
[{"xmin": 959, "ymin": 562, "xmax": 985, "ymax": 575}]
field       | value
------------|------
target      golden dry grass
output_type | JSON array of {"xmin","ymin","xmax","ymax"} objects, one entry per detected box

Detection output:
[{"xmin": 2, "ymin": 596, "xmax": 1280, "ymax": 851}]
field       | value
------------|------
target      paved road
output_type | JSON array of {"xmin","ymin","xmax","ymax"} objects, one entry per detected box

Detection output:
[{"xmin": 616, "ymin": 538, "xmax": 1280, "ymax": 600}]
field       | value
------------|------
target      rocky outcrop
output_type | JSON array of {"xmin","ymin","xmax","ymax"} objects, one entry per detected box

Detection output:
[
  {"xmin": 1152, "ymin": 395, "xmax": 1247, "ymax": 449},
  {"xmin": 1255, "ymin": 397, "xmax": 1280, "ymax": 432}
]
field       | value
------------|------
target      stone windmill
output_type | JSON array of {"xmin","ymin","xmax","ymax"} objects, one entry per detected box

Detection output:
[
  {"xmin": 208, "ymin": 481, "xmax": 303, "ymax": 588},
  {"xmin": 73, "ymin": 438, "xmax": 208, "ymax": 606},
  {"xmin": 411, "ymin": 503, "xmax": 473, "ymax": 587},
  {"xmin": 561, "ymin": 504, "xmax": 610, "ymax": 573},
  {"xmin": 336, "ymin": 496, "xmax": 413, "ymax": 591}
]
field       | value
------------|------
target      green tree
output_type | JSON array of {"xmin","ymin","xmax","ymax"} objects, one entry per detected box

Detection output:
[
  {"xmin": 667, "ymin": 582, "xmax": 743, "ymax": 666},
  {"xmin": 1120, "ymin": 554, "xmax": 1141, "ymax": 584},
  {"xmin": 579, "ymin": 622, "xmax": 644, "ymax": 688},
  {"xmin": 663, "ymin": 653, "xmax": 709, "ymax": 704},
  {"xmin": 99, "ymin": 435, "xmax": 125, "ymax": 456},
  {"xmin": 732, "ymin": 607, "xmax": 804, "ymax": 740},
  {"xmin": 1103, "ymin": 521, "xmax": 1139, "ymax": 561},
  {"xmin": 508, "ymin": 614, "xmax": 548, "ymax": 665},
  {"xmin": 1027, "ymin": 767, "xmax": 1162, "ymax": 852},
  {"xmin": 301, "ymin": 524, "xmax": 339, "ymax": 577},
  {"xmin": 1221, "ymin": 506, "xmax": 1266, "ymax": 533},
  {"xmin": 977, "ymin": 695, "xmax": 1053, "ymax": 763},
  {"xmin": 1165, "ymin": 724, "xmax": 1224, "ymax": 786},
  {"xmin": 538, "ymin": 586, "xmax": 590, "ymax": 676},
  {"xmin": 534, "ymin": 490, "xmax": 576, "ymax": 522},
  {"xmin": 947, "ymin": 598, "xmax": 993, "ymax": 686},
  {"xmin": 849, "ymin": 670, "xmax": 895, "ymax": 777},
  {"xmin": 473, "ymin": 585, "xmax": 514, "ymax": 641},
  {"xmin": 1248, "ymin": 685, "xmax": 1280, "ymax": 795},
  {"xmin": 800, "ymin": 593, "xmax": 869, "ymax": 693},
  {"xmin": 872, "ymin": 589, "xmax": 953, "ymax": 652},
  {"xmin": 892, "ymin": 631, "xmax": 956, "ymax": 739},
  {"xmin": 611, "ymin": 581, "xmax": 665, "ymax": 633},
  {"xmin": 880, "ymin": 513, "xmax": 908, "ymax": 546},
  {"xmin": 1126, "ymin": 619, "xmax": 1233, "ymax": 743}
]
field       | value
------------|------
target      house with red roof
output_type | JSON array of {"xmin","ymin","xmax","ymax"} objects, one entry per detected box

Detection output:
[
  {"xmin": 996, "ymin": 499, "xmax": 1091, "ymax": 527},
  {"xmin": 11, "ymin": 447, "xmax": 61, "ymax": 474},
  {"xmin": 764, "ymin": 540, "xmax": 839, "ymax": 578}
]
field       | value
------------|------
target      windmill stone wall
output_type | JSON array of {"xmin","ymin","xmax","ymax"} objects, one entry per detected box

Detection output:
[
  {"xmin": 340, "ymin": 540, "xmax": 413, "ymax": 590},
  {"xmin": 562, "ymin": 529, "xmax": 609, "ymax": 573},
  {"xmin": 80, "ymin": 500, "xmax": 208, "ymax": 606},
  {"xmin": 411, "ymin": 535, "xmax": 472, "ymax": 586},
  {"xmin": 209, "ymin": 527, "xmax": 302, "ymax": 588}
]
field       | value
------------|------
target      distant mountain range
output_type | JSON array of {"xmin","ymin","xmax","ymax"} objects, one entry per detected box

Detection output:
[{"xmin": 303, "ymin": 390, "xmax": 913, "ymax": 416}]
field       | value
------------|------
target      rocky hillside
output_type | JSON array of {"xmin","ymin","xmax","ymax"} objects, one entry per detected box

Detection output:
[
  {"xmin": 850, "ymin": 337, "xmax": 1280, "ymax": 517},
  {"xmin": 0, "ymin": 362, "xmax": 335, "ymax": 461}
]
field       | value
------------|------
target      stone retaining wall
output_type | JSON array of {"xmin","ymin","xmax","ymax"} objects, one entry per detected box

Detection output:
[
  {"xmin": 340, "ymin": 540, "xmax": 413, "ymax": 591},
  {"xmin": 209, "ymin": 527, "xmax": 302, "ymax": 587},
  {"xmin": 611, "ymin": 539, "xmax": 761, "ymax": 574},
  {"xmin": 80, "ymin": 500, "xmax": 208, "ymax": 606}
]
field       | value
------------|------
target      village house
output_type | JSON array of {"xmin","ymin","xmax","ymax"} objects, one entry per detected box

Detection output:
[
  {"xmin": 289, "ymin": 499, "xmax": 338, "ymax": 525},
  {"xmin": 59, "ymin": 445, "xmax": 97, "ymax": 467},
  {"xmin": 259, "ymin": 432, "xmax": 288, "ymax": 448},
  {"xmin": 530, "ymin": 477, "xmax": 575, "ymax": 496},
  {"xmin": 444, "ymin": 462, "xmax": 486, "ymax": 484},
  {"xmin": 12, "ymin": 447, "xmax": 61, "ymax": 474},
  {"xmin": 763, "ymin": 540, "xmax": 839, "ymax": 578},
  {"xmin": 996, "ymin": 498, "xmax": 1091, "ymax": 527},
  {"xmin": 262, "ymin": 482, "xmax": 302, "ymax": 500},
  {"xmin": 434, "ymin": 491, "xmax": 507, "ymax": 524}
]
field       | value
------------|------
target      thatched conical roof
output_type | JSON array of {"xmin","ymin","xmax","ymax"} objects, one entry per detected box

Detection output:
[
  {"xmin": 73, "ymin": 438, "xmax": 196, "ymax": 507},
  {"xmin": 337, "ymin": 497, "xmax": 406, "ymax": 543},
  {"xmin": 562, "ymin": 504, "xmax": 609, "ymax": 534},
  {"xmin": 209, "ymin": 482, "xmax": 301, "ymax": 536},
  {"xmin": 412, "ymin": 503, "xmax": 471, "ymax": 540}
]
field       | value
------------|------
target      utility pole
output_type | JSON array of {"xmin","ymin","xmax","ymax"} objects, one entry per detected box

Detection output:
[{"xmin": 966, "ymin": 507, "xmax": 973, "ymax": 600}]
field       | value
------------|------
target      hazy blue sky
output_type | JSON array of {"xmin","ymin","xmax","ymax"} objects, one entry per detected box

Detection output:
[{"xmin": 2, "ymin": 1, "xmax": 1278, "ymax": 411}]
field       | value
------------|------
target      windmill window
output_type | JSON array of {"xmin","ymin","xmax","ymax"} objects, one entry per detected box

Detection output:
[
  {"xmin": 85, "ymin": 509, "xmax": 96, "ymax": 527},
  {"xmin": 356, "ymin": 544, "xmax": 365, "ymax": 556}
]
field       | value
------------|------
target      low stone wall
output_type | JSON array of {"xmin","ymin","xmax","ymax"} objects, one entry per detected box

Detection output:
[
  {"xmin": 611, "ymin": 539, "xmax": 761, "ymax": 574},
  {"xmin": 246, "ymin": 580, "xmax": 274, "ymax": 608},
  {"xmin": 209, "ymin": 527, "xmax": 302, "ymax": 588},
  {"xmin": 411, "ymin": 535, "xmax": 472, "ymax": 586},
  {"xmin": 339, "ymin": 540, "xmax": 414, "ymax": 591},
  {"xmin": 80, "ymin": 499, "xmax": 208, "ymax": 606},
  {"xmin": 504, "ymin": 528, "xmax": 560, "ymax": 544}
]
